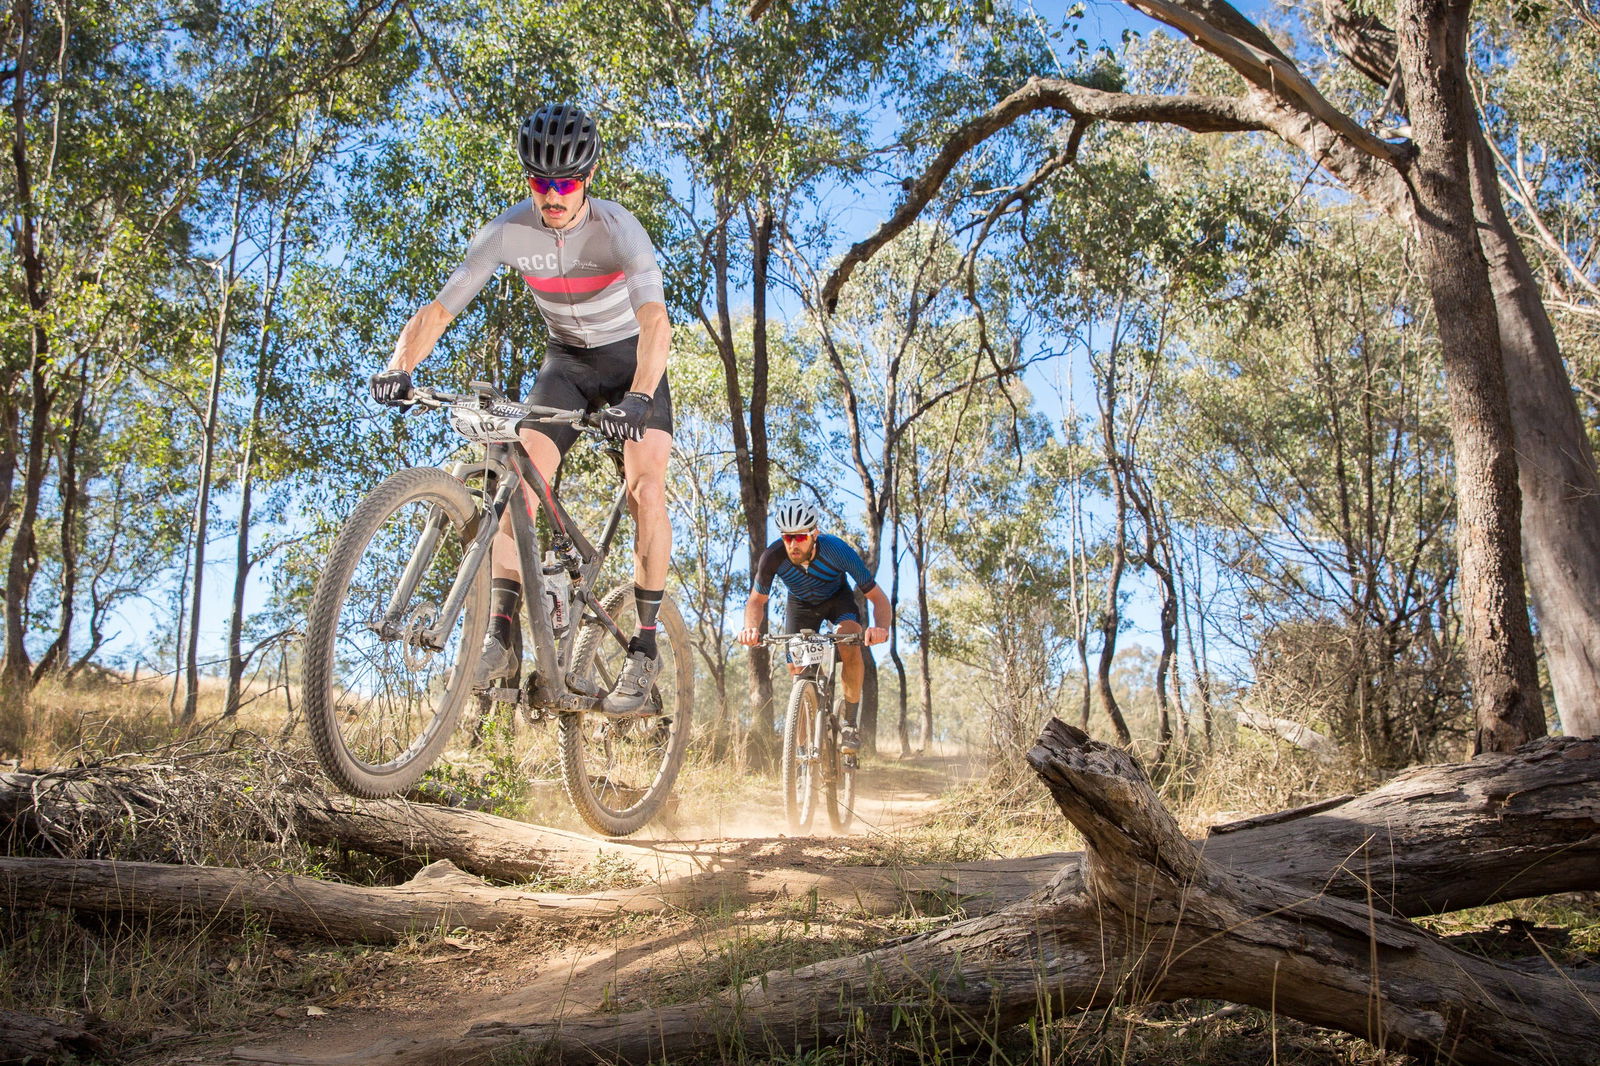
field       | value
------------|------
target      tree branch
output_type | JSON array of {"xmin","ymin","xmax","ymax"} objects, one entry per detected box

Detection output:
[{"xmin": 819, "ymin": 77, "xmax": 1263, "ymax": 311}]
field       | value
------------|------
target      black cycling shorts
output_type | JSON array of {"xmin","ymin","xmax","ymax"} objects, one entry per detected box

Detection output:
[
  {"xmin": 523, "ymin": 334, "xmax": 673, "ymax": 455},
  {"xmin": 784, "ymin": 586, "xmax": 861, "ymax": 634}
]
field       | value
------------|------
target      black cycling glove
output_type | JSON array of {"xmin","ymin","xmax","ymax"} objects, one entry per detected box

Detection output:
[
  {"xmin": 599, "ymin": 391, "xmax": 652, "ymax": 441},
  {"xmin": 370, "ymin": 368, "xmax": 414, "ymax": 407}
]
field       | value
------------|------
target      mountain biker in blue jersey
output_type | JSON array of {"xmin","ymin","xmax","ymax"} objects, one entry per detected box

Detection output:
[
  {"xmin": 368, "ymin": 103, "xmax": 671, "ymax": 714},
  {"xmin": 736, "ymin": 499, "xmax": 891, "ymax": 755}
]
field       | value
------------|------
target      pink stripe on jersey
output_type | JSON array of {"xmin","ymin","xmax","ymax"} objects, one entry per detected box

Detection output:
[{"xmin": 521, "ymin": 271, "xmax": 624, "ymax": 294}]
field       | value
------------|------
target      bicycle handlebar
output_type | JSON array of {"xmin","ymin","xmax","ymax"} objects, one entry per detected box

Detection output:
[
  {"xmin": 405, "ymin": 384, "xmax": 604, "ymax": 434},
  {"xmin": 760, "ymin": 630, "xmax": 862, "ymax": 646}
]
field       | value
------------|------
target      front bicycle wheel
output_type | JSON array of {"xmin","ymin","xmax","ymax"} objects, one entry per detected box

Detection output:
[
  {"xmin": 782, "ymin": 680, "xmax": 821, "ymax": 833},
  {"xmin": 303, "ymin": 467, "xmax": 489, "ymax": 798},
  {"xmin": 560, "ymin": 585, "xmax": 694, "ymax": 836}
]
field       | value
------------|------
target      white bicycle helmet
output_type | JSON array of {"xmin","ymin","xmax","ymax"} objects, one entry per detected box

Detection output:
[{"xmin": 772, "ymin": 498, "xmax": 818, "ymax": 535}]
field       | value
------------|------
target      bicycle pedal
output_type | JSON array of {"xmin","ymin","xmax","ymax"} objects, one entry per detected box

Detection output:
[{"xmin": 844, "ymin": 754, "xmax": 859, "ymax": 770}]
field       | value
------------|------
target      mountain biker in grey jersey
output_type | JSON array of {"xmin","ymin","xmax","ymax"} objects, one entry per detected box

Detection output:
[{"xmin": 369, "ymin": 103, "xmax": 672, "ymax": 714}]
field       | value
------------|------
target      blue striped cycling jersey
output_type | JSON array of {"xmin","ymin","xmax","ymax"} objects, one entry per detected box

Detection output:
[
  {"xmin": 754, "ymin": 533, "xmax": 877, "ymax": 605},
  {"xmin": 434, "ymin": 197, "xmax": 665, "ymax": 348}
]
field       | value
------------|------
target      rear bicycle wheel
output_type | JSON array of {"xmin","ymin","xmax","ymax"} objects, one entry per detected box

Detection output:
[
  {"xmin": 303, "ymin": 467, "xmax": 489, "ymax": 798},
  {"xmin": 560, "ymin": 586, "xmax": 694, "ymax": 836},
  {"xmin": 782, "ymin": 680, "xmax": 821, "ymax": 833}
]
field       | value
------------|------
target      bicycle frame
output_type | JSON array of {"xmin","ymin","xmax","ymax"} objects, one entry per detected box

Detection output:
[{"xmin": 377, "ymin": 400, "xmax": 634, "ymax": 713}]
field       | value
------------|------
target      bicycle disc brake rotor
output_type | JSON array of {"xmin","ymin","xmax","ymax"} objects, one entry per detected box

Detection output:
[{"xmin": 401, "ymin": 603, "xmax": 441, "ymax": 670}]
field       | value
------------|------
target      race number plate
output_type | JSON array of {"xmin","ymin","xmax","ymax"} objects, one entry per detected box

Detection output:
[{"xmin": 787, "ymin": 639, "xmax": 828, "ymax": 666}]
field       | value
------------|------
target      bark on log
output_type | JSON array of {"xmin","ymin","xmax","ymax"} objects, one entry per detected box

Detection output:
[
  {"xmin": 272, "ymin": 724, "xmax": 1598, "ymax": 1066},
  {"xmin": 0, "ymin": 1009, "xmax": 104, "ymax": 1065},
  {"xmin": 290, "ymin": 795, "xmax": 707, "ymax": 883},
  {"xmin": 7, "ymin": 738, "xmax": 1599, "ymax": 943},
  {"xmin": 0, "ymin": 858, "xmax": 670, "ymax": 942},
  {"xmin": 0, "ymin": 771, "xmax": 706, "ymax": 883}
]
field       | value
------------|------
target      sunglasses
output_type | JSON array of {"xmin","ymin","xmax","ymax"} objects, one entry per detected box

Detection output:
[
  {"xmin": 527, "ymin": 175, "xmax": 584, "ymax": 195},
  {"xmin": 781, "ymin": 531, "xmax": 815, "ymax": 544}
]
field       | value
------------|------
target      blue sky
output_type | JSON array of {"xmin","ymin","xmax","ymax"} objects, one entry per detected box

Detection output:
[{"xmin": 127, "ymin": 0, "xmax": 1244, "ymax": 684}]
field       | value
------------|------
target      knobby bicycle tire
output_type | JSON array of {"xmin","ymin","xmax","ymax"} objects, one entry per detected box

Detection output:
[
  {"xmin": 560, "ymin": 585, "xmax": 694, "ymax": 836},
  {"xmin": 304, "ymin": 467, "xmax": 489, "ymax": 798},
  {"xmin": 829, "ymin": 707, "xmax": 857, "ymax": 833},
  {"xmin": 783, "ymin": 679, "xmax": 822, "ymax": 833}
]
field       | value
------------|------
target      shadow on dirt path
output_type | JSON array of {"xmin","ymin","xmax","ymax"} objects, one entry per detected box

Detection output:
[{"xmin": 192, "ymin": 752, "xmax": 986, "ymax": 1066}]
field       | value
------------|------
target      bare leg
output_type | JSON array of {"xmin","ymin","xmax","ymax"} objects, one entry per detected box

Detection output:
[
  {"xmin": 622, "ymin": 428, "xmax": 672, "ymax": 589},
  {"xmin": 601, "ymin": 428, "xmax": 673, "ymax": 710},
  {"xmin": 836, "ymin": 619, "xmax": 864, "ymax": 703}
]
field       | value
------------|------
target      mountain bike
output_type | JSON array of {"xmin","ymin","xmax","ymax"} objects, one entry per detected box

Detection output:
[
  {"xmin": 302, "ymin": 381, "xmax": 694, "ymax": 836},
  {"xmin": 764, "ymin": 630, "xmax": 860, "ymax": 833}
]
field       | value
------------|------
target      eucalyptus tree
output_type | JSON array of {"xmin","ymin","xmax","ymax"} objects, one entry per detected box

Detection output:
[
  {"xmin": 791, "ymin": 224, "xmax": 1048, "ymax": 753},
  {"xmin": 928, "ymin": 403, "xmax": 1081, "ymax": 775},
  {"xmin": 0, "ymin": 0, "xmax": 412, "ymax": 743},
  {"xmin": 804, "ymin": 0, "xmax": 1599, "ymax": 749},
  {"xmin": 1, "ymin": 0, "xmax": 201, "ymax": 745},
  {"xmin": 1161, "ymin": 207, "xmax": 1465, "ymax": 765}
]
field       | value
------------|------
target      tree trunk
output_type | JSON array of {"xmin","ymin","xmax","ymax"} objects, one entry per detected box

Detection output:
[
  {"xmin": 889, "ymin": 507, "xmax": 911, "ymax": 759},
  {"xmin": 32, "ymin": 380, "xmax": 88, "ymax": 682},
  {"xmin": 0, "ymin": 365, "xmax": 50, "ymax": 750},
  {"xmin": 1392, "ymin": 0, "xmax": 1544, "ymax": 752},
  {"xmin": 908, "ymin": 444, "xmax": 935, "ymax": 752},
  {"xmin": 1320, "ymin": 0, "xmax": 1600, "ymax": 740},
  {"xmin": 224, "ymin": 201, "xmax": 292, "ymax": 717},
  {"xmin": 1468, "ymin": 133, "xmax": 1600, "ymax": 739},
  {"xmin": 705, "ymin": 201, "xmax": 775, "ymax": 764},
  {"xmin": 321, "ymin": 728, "xmax": 1600, "ymax": 1066},
  {"xmin": 181, "ymin": 173, "xmax": 246, "ymax": 724},
  {"xmin": 1094, "ymin": 347, "xmax": 1133, "ymax": 745}
]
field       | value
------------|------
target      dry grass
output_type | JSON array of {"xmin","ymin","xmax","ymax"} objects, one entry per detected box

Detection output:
[{"xmin": 6, "ymin": 679, "xmax": 1597, "ymax": 1066}]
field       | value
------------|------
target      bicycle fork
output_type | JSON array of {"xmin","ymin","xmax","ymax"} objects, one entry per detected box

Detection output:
[{"xmin": 374, "ymin": 476, "xmax": 499, "ymax": 651}]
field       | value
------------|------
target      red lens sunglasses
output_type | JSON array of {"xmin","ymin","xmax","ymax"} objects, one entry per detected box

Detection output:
[
  {"xmin": 781, "ymin": 531, "xmax": 814, "ymax": 544},
  {"xmin": 528, "ymin": 175, "xmax": 584, "ymax": 195}
]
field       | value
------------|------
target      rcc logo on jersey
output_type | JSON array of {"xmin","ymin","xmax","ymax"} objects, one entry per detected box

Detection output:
[{"xmin": 515, "ymin": 254, "xmax": 560, "ymax": 272}]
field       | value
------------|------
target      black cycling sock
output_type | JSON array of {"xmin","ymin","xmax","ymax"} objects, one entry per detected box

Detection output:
[
  {"xmin": 633, "ymin": 585, "xmax": 663, "ymax": 658},
  {"xmin": 489, "ymin": 579, "xmax": 522, "ymax": 644},
  {"xmin": 841, "ymin": 700, "xmax": 860, "ymax": 729}
]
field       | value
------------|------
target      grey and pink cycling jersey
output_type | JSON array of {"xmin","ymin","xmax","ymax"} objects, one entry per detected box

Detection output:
[{"xmin": 434, "ymin": 197, "xmax": 666, "ymax": 348}]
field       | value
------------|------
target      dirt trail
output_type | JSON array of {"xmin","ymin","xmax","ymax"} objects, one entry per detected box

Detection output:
[{"xmin": 201, "ymin": 753, "xmax": 979, "ymax": 1066}]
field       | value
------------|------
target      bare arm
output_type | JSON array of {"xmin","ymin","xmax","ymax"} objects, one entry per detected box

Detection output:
[
  {"xmin": 387, "ymin": 301, "xmax": 455, "ymax": 373},
  {"xmin": 629, "ymin": 302, "xmax": 672, "ymax": 395},
  {"xmin": 738, "ymin": 592, "xmax": 769, "ymax": 645},
  {"xmin": 864, "ymin": 585, "xmax": 893, "ymax": 644}
]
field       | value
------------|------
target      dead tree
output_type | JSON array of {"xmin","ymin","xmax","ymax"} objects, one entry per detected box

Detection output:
[{"xmin": 294, "ymin": 726, "xmax": 1600, "ymax": 1066}]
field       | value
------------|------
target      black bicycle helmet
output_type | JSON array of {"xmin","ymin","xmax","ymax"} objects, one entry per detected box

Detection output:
[{"xmin": 517, "ymin": 103, "xmax": 601, "ymax": 178}]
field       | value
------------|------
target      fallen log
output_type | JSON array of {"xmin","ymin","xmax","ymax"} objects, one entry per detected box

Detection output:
[
  {"xmin": 282, "ymin": 723, "xmax": 1598, "ymax": 1066},
  {"xmin": 1192, "ymin": 733, "xmax": 1600, "ymax": 914},
  {"xmin": 0, "ymin": 769, "xmax": 706, "ymax": 884},
  {"xmin": 290, "ymin": 795, "xmax": 708, "ymax": 883},
  {"xmin": 0, "ymin": 1009, "xmax": 103, "ymax": 1065},
  {"xmin": 8, "ymin": 738, "xmax": 1599, "ymax": 923},
  {"xmin": 0, "ymin": 858, "xmax": 669, "ymax": 942}
]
